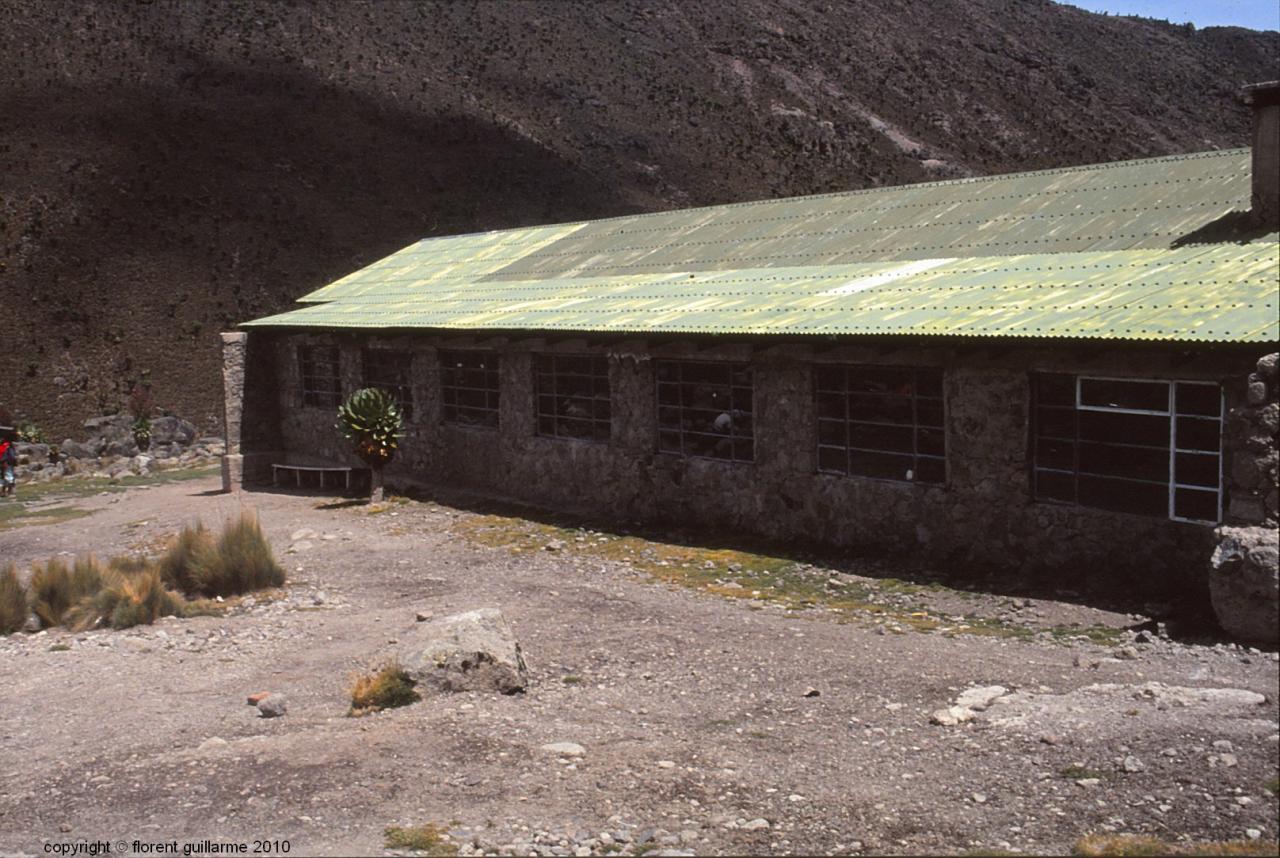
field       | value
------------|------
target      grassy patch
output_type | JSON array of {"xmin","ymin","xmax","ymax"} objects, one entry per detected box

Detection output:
[
  {"xmin": 384, "ymin": 823, "xmax": 457, "ymax": 854},
  {"xmin": 451, "ymin": 512, "xmax": 1051, "ymax": 642},
  {"xmin": 350, "ymin": 662, "xmax": 421, "ymax": 716},
  {"xmin": 0, "ymin": 465, "xmax": 220, "ymax": 532},
  {"xmin": 7, "ymin": 509, "xmax": 283, "ymax": 635},
  {"xmin": 561, "ymin": 675, "xmax": 583, "ymax": 684},
  {"xmin": 1073, "ymin": 835, "xmax": 1279, "ymax": 856},
  {"xmin": 48, "ymin": 643, "xmax": 71, "ymax": 652}
]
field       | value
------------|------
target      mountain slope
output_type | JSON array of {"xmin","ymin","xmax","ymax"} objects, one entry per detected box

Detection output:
[{"xmin": 1, "ymin": 0, "xmax": 1275, "ymax": 437}]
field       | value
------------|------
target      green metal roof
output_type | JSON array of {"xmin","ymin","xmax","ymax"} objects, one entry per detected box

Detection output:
[{"xmin": 245, "ymin": 149, "xmax": 1279, "ymax": 343}]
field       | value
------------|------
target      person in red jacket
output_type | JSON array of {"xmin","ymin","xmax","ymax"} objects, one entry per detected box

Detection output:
[{"xmin": 0, "ymin": 429, "xmax": 16, "ymax": 498}]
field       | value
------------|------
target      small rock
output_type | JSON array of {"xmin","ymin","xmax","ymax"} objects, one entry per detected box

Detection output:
[
  {"xmin": 1212, "ymin": 740, "xmax": 1234, "ymax": 751},
  {"xmin": 415, "ymin": 611, "xmax": 434, "ymax": 623},
  {"xmin": 1246, "ymin": 829, "xmax": 1262, "ymax": 840},
  {"xmin": 198, "ymin": 737, "xmax": 229, "ymax": 752},
  {"xmin": 656, "ymin": 760, "xmax": 676, "ymax": 769},
  {"xmin": 971, "ymin": 793, "xmax": 987, "ymax": 804},
  {"xmin": 541, "ymin": 742, "xmax": 586, "ymax": 757},
  {"xmin": 1122, "ymin": 755, "xmax": 1145, "ymax": 773},
  {"xmin": 930, "ymin": 706, "xmax": 974, "ymax": 726},
  {"xmin": 1115, "ymin": 646, "xmax": 1140, "ymax": 660},
  {"xmin": 802, "ymin": 687, "xmax": 820, "ymax": 698},
  {"xmin": 1219, "ymin": 753, "xmax": 1238, "ymax": 767},
  {"xmin": 955, "ymin": 685, "xmax": 1008, "ymax": 712},
  {"xmin": 246, "ymin": 692, "xmax": 270, "ymax": 706},
  {"xmin": 1076, "ymin": 778, "xmax": 1101, "ymax": 788},
  {"xmin": 257, "ymin": 694, "xmax": 287, "ymax": 718},
  {"xmin": 741, "ymin": 818, "xmax": 770, "ymax": 831}
]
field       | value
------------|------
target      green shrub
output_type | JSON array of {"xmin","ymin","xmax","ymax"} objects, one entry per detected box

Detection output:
[
  {"xmin": 67, "ymin": 565, "xmax": 184, "ymax": 631},
  {"xmin": 350, "ymin": 662, "xmax": 420, "ymax": 715},
  {"xmin": 188, "ymin": 512, "xmax": 285, "ymax": 598},
  {"xmin": 0, "ymin": 564, "xmax": 27, "ymax": 635},
  {"xmin": 15, "ymin": 422, "xmax": 46, "ymax": 443},
  {"xmin": 157, "ymin": 523, "xmax": 214, "ymax": 594}
]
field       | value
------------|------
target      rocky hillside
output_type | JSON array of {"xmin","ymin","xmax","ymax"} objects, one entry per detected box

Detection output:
[{"xmin": 1, "ymin": 0, "xmax": 1276, "ymax": 438}]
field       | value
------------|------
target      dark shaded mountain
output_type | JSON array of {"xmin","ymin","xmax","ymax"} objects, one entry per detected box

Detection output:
[{"xmin": 1, "ymin": 0, "xmax": 1275, "ymax": 438}]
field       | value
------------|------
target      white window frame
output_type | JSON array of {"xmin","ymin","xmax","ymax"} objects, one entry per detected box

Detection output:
[{"xmin": 1033, "ymin": 374, "xmax": 1223, "ymax": 524}]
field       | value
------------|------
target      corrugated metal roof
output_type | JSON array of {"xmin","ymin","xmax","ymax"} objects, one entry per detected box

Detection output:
[{"xmin": 246, "ymin": 149, "xmax": 1280, "ymax": 343}]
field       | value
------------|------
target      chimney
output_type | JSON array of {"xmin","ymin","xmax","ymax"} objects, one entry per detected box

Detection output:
[{"xmin": 1241, "ymin": 81, "xmax": 1280, "ymax": 228}]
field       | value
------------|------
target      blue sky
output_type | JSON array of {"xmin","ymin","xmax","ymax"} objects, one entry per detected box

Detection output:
[{"xmin": 1059, "ymin": 0, "xmax": 1280, "ymax": 30}]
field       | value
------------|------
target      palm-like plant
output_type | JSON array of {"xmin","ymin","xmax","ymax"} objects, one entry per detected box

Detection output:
[{"xmin": 336, "ymin": 388, "xmax": 404, "ymax": 502}]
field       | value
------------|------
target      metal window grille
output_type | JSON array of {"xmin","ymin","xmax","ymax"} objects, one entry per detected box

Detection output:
[
  {"xmin": 656, "ymin": 360, "xmax": 754, "ymax": 463},
  {"xmin": 815, "ymin": 365, "xmax": 946, "ymax": 484},
  {"xmin": 362, "ymin": 349, "xmax": 414, "ymax": 420},
  {"xmin": 299, "ymin": 345, "xmax": 342, "ymax": 409},
  {"xmin": 535, "ymin": 354, "xmax": 611, "ymax": 442},
  {"xmin": 440, "ymin": 349, "xmax": 500, "ymax": 428},
  {"xmin": 1031, "ymin": 373, "xmax": 1223, "ymax": 524}
]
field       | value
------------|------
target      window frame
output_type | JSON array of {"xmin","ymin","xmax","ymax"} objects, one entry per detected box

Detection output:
[
  {"xmin": 362, "ymin": 348, "xmax": 415, "ymax": 421},
  {"xmin": 655, "ymin": 359, "xmax": 755, "ymax": 464},
  {"xmin": 298, "ymin": 344, "xmax": 343, "ymax": 409},
  {"xmin": 1031, "ymin": 373, "xmax": 1223, "ymax": 524},
  {"xmin": 813, "ymin": 363, "xmax": 947, "ymax": 485},
  {"xmin": 439, "ymin": 349, "xmax": 501, "ymax": 429},
  {"xmin": 534, "ymin": 353, "xmax": 612, "ymax": 443}
]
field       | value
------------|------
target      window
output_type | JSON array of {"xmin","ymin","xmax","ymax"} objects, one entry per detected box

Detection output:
[
  {"xmin": 535, "ymin": 354, "xmax": 611, "ymax": 442},
  {"xmin": 1031, "ymin": 374, "xmax": 1223, "ymax": 523},
  {"xmin": 440, "ymin": 349, "xmax": 499, "ymax": 428},
  {"xmin": 815, "ymin": 365, "xmax": 945, "ymax": 483},
  {"xmin": 363, "ymin": 349, "xmax": 414, "ymax": 420},
  {"xmin": 299, "ymin": 345, "xmax": 342, "ymax": 408},
  {"xmin": 656, "ymin": 360, "xmax": 754, "ymax": 462}
]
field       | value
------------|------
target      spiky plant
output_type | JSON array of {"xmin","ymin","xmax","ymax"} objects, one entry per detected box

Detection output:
[{"xmin": 336, "ymin": 387, "xmax": 404, "ymax": 502}]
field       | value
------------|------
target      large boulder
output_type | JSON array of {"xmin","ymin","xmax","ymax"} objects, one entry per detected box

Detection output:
[
  {"xmin": 60, "ymin": 438, "xmax": 96, "ymax": 460},
  {"xmin": 82, "ymin": 414, "xmax": 138, "ymax": 458},
  {"xmin": 150, "ymin": 416, "xmax": 199, "ymax": 448},
  {"xmin": 399, "ymin": 608, "xmax": 528, "ymax": 694},
  {"xmin": 1210, "ymin": 526, "xmax": 1280, "ymax": 643}
]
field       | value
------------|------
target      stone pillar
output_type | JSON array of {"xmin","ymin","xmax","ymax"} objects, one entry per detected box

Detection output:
[
  {"xmin": 1211, "ymin": 352, "xmax": 1279, "ymax": 643},
  {"xmin": 220, "ymin": 332, "xmax": 248, "ymax": 492}
]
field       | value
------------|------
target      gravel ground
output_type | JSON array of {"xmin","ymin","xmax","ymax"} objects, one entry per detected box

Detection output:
[{"xmin": 0, "ymin": 473, "xmax": 1276, "ymax": 857}]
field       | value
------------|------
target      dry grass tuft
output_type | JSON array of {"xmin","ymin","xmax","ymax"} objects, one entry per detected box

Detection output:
[
  {"xmin": 189, "ymin": 512, "xmax": 285, "ymax": 597},
  {"xmin": 66, "ymin": 565, "xmax": 185, "ymax": 631},
  {"xmin": 350, "ymin": 662, "xmax": 420, "ymax": 715},
  {"xmin": 29, "ymin": 558, "xmax": 74, "ymax": 628},
  {"xmin": 0, "ymin": 564, "xmax": 27, "ymax": 635},
  {"xmin": 384, "ymin": 823, "xmax": 456, "ymax": 854},
  {"xmin": 1074, "ymin": 835, "xmax": 1280, "ymax": 857},
  {"xmin": 157, "ymin": 522, "xmax": 215, "ymax": 594}
]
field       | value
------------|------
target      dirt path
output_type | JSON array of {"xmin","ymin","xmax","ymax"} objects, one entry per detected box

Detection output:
[{"xmin": 0, "ymin": 474, "xmax": 1276, "ymax": 856}]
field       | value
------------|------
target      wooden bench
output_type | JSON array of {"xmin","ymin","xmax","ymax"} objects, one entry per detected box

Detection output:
[{"xmin": 272, "ymin": 464, "xmax": 367, "ymax": 492}]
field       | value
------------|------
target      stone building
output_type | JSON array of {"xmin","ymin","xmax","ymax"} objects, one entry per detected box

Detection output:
[{"xmin": 225, "ymin": 84, "xmax": 1280, "ymax": 634}]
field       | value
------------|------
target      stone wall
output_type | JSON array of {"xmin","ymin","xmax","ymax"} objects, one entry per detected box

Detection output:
[
  {"xmin": 234, "ymin": 330, "xmax": 1267, "ymax": 601},
  {"xmin": 1212, "ymin": 352, "xmax": 1279, "ymax": 642}
]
